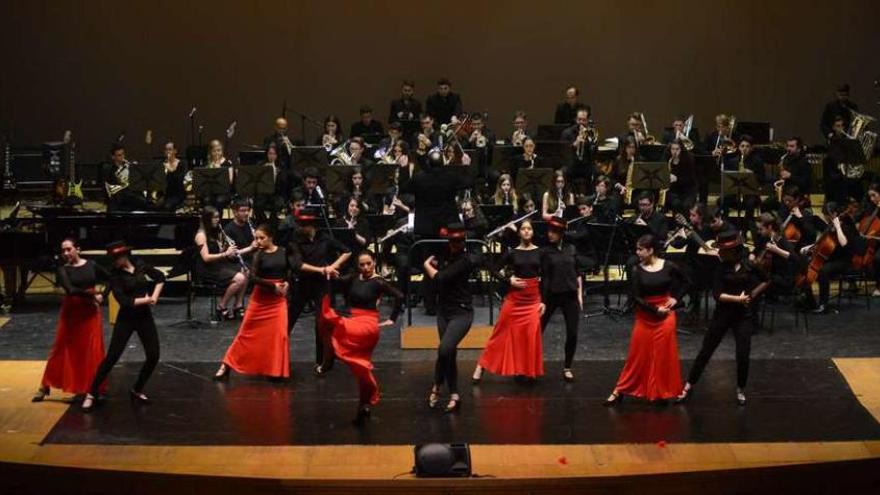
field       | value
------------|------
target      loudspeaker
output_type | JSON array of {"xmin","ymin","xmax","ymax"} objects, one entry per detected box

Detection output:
[{"xmin": 413, "ymin": 443, "xmax": 471, "ymax": 478}]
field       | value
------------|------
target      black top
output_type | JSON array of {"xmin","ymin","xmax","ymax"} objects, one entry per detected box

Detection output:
[
  {"xmin": 670, "ymin": 154, "xmax": 698, "ymax": 191},
  {"xmin": 400, "ymin": 165, "xmax": 472, "ymax": 237},
  {"xmin": 629, "ymin": 211, "xmax": 670, "ymax": 240},
  {"xmin": 554, "ymin": 102, "xmax": 590, "ymax": 125},
  {"xmin": 494, "ymin": 247, "xmax": 542, "ymax": 280},
  {"xmin": 389, "ymin": 97, "xmax": 423, "ymax": 124},
  {"xmin": 425, "ymin": 92, "xmax": 463, "ymax": 125},
  {"xmin": 109, "ymin": 260, "xmax": 166, "ymax": 313},
  {"xmin": 57, "ymin": 260, "xmax": 111, "ymax": 298},
  {"xmin": 223, "ymin": 220, "xmax": 254, "ymax": 254},
  {"xmin": 560, "ymin": 124, "xmax": 593, "ymax": 170},
  {"xmin": 262, "ymin": 133, "xmax": 303, "ymax": 171},
  {"xmin": 436, "ymin": 250, "xmax": 478, "ymax": 311},
  {"xmin": 250, "ymin": 247, "xmax": 294, "ymax": 287},
  {"xmin": 776, "ymin": 207, "xmax": 818, "ymax": 251},
  {"xmin": 670, "ymin": 223, "xmax": 715, "ymax": 260},
  {"xmin": 288, "ymin": 230, "xmax": 351, "ymax": 281},
  {"xmin": 723, "ymin": 152, "xmax": 767, "ymax": 182},
  {"xmin": 712, "ymin": 260, "xmax": 768, "ymax": 310},
  {"xmin": 631, "ymin": 260, "xmax": 688, "ymax": 315},
  {"xmin": 509, "ymin": 154, "xmax": 543, "ymax": 179},
  {"xmin": 541, "ymin": 241, "xmax": 579, "ymax": 297},
  {"xmin": 829, "ymin": 215, "xmax": 863, "ymax": 260},
  {"xmin": 350, "ymin": 120, "xmax": 384, "ymax": 138},
  {"xmin": 780, "ymin": 153, "xmax": 812, "ymax": 194},
  {"xmin": 164, "ymin": 161, "xmax": 186, "ymax": 199},
  {"xmin": 566, "ymin": 219, "xmax": 598, "ymax": 260},
  {"xmin": 754, "ymin": 235, "xmax": 798, "ymax": 281},
  {"xmin": 340, "ymin": 274, "xmax": 404, "ymax": 321}
]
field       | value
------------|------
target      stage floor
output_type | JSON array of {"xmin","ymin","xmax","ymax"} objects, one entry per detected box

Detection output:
[{"xmin": 40, "ymin": 359, "xmax": 880, "ymax": 447}]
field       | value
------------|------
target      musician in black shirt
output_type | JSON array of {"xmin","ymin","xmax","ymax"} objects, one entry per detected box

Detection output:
[
  {"xmin": 665, "ymin": 140, "xmax": 698, "ymax": 215},
  {"xmin": 669, "ymin": 203, "xmax": 719, "ymax": 315},
  {"xmin": 301, "ymin": 167, "xmax": 325, "ymax": 206},
  {"xmin": 425, "ymin": 77, "xmax": 463, "ymax": 125},
  {"xmin": 661, "ymin": 115, "xmax": 700, "ymax": 147},
  {"xmin": 413, "ymin": 114, "xmax": 441, "ymax": 156},
  {"xmin": 83, "ymin": 241, "xmax": 166, "ymax": 411},
  {"xmin": 820, "ymin": 83, "xmax": 859, "ymax": 140},
  {"xmin": 762, "ymin": 137, "xmax": 812, "ymax": 213},
  {"xmin": 719, "ymin": 135, "xmax": 766, "ymax": 231},
  {"xmin": 630, "ymin": 191, "xmax": 669, "ymax": 240},
  {"xmin": 802, "ymin": 202, "xmax": 861, "ymax": 314},
  {"xmin": 752, "ymin": 213, "xmax": 798, "ymax": 297},
  {"xmin": 103, "ymin": 144, "xmax": 148, "ymax": 212},
  {"xmin": 288, "ymin": 209, "xmax": 352, "ymax": 367},
  {"xmin": 389, "ymin": 80, "xmax": 423, "ymax": 134},
  {"xmin": 224, "ymin": 199, "xmax": 257, "ymax": 263},
  {"xmin": 567, "ymin": 196, "xmax": 598, "ymax": 273},
  {"xmin": 541, "ymin": 217, "xmax": 583, "ymax": 382},
  {"xmin": 350, "ymin": 105, "xmax": 384, "ymax": 139},
  {"xmin": 424, "ymin": 224, "xmax": 478, "ymax": 413},
  {"xmin": 560, "ymin": 109, "xmax": 594, "ymax": 189},
  {"xmin": 159, "ymin": 141, "xmax": 186, "ymax": 212},
  {"xmin": 553, "ymin": 85, "xmax": 590, "ymax": 125},
  {"xmin": 262, "ymin": 117, "xmax": 299, "ymax": 174}
]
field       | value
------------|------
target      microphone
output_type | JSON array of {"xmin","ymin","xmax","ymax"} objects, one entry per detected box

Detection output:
[{"xmin": 189, "ymin": 107, "xmax": 197, "ymax": 118}]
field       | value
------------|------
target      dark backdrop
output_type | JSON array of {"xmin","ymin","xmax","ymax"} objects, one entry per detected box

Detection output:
[{"xmin": 2, "ymin": 0, "xmax": 879, "ymax": 163}]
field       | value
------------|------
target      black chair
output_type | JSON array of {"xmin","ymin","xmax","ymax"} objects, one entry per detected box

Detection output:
[
  {"xmin": 167, "ymin": 245, "xmax": 225, "ymax": 327},
  {"xmin": 834, "ymin": 268, "xmax": 872, "ymax": 312},
  {"xmin": 759, "ymin": 288, "xmax": 810, "ymax": 335}
]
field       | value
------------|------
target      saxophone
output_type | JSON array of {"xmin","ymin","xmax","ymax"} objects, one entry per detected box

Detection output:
[
  {"xmin": 624, "ymin": 158, "xmax": 635, "ymax": 204},
  {"xmin": 659, "ymin": 157, "xmax": 671, "ymax": 206},
  {"xmin": 774, "ymin": 152, "xmax": 789, "ymax": 202}
]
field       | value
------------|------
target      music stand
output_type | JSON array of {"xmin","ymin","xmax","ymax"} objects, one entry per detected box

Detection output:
[
  {"xmin": 562, "ymin": 205, "xmax": 579, "ymax": 220},
  {"xmin": 734, "ymin": 122, "xmax": 771, "ymax": 144},
  {"xmin": 722, "ymin": 171, "xmax": 761, "ymax": 197},
  {"xmin": 291, "ymin": 146, "xmax": 329, "ymax": 171},
  {"xmin": 490, "ymin": 145, "xmax": 522, "ymax": 175},
  {"xmin": 631, "ymin": 162, "xmax": 670, "ymax": 193},
  {"xmin": 638, "ymin": 144, "xmax": 666, "ymax": 162},
  {"xmin": 192, "ymin": 167, "xmax": 231, "ymax": 198},
  {"xmin": 361, "ymin": 132, "xmax": 384, "ymax": 146},
  {"xmin": 537, "ymin": 124, "xmax": 569, "ymax": 141},
  {"xmin": 829, "ymin": 137, "xmax": 867, "ymax": 165},
  {"xmin": 238, "ymin": 149, "xmax": 266, "ymax": 166},
  {"xmin": 515, "ymin": 167, "xmax": 554, "ymax": 195},
  {"xmin": 367, "ymin": 164, "xmax": 397, "ymax": 195},
  {"xmin": 128, "ymin": 163, "xmax": 166, "ymax": 194},
  {"xmin": 324, "ymin": 166, "xmax": 352, "ymax": 196},
  {"xmin": 235, "ymin": 165, "xmax": 275, "ymax": 197},
  {"xmin": 481, "ymin": 204, "xmax": 514, "ymax": 229},
  {"xmin": 535, "ymin": 141, "xmax": 568, "ymax": 166}
]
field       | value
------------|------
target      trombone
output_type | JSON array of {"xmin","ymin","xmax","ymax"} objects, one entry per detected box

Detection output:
[
  {"xmin": 638, "ymin": 112, "xmax": 656, "ymax": 144},
  {"xmin": 676, "ymin": 115, "xmax": 695, "ymax": 151}
]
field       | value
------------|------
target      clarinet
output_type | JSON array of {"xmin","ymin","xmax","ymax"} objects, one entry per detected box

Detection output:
[{"xmin": 220, "ymin": 228, "xmax": 248, "ymax": 271}]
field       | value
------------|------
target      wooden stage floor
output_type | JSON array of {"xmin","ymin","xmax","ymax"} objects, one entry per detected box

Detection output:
[{"xmin": 1, "ymin": 359, "xmax": 880, "ymax": 493}]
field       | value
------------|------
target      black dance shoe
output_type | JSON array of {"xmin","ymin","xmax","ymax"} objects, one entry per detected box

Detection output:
[
  {"xmin": 562, "ymin": 369, "xmax": 575, "ymax": 383},
  {"xmin": 31, "ymin": 386, "xmax": 49, "ymax": 402},
  {"xmin": 352, "ymin": 405, "xmax": 372, "ymax": 426},
  {"xmin": 471, "ymin": 366, "xmax": 483, "ymax": 384},
  {"xmin": 129, "ymin": 390, "xmax": 150, "ymax": 404},
  {"xmin": 313, "ymin": 363, "xmax": 332, "ymax": 377},
  {"xmin": 675, "ymin": 384, "xmax": 694, "ymax": 404},
  {"xmin": 603, "ymin": 390, "xmax": 623, "ymax": 406},
  {"xmin": 444, "ymin": 395, "xmax": 462, "ymax": 414},
  {"xmin": 213, "ymin": 363, "xmax": 230, "ymax": 381},
  {"xmin": 234, "ymin": 306, "xmax": 245, "ymax": 319},
  {"xmin": 736, "ymin": 388, "xmax": 747, "ymax": 406},
  {"xmin": 81, "ymin": 393, "xmax": 97, "ymax": 412}
]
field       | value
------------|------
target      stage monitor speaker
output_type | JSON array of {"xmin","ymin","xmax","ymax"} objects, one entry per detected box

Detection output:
[{"xmin": 413, "ymin": 443, "xmax": 471, "ymax": 478}]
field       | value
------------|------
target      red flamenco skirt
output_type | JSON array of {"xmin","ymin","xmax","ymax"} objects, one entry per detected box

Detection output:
[
  {"xmin": 41, "ymin": 295, "xmax": 106, "ymax": 394},
  {"xmin": 614, "ymin": 294, "xmax": 682, "ymax": 400},
  {"xmin": 320, "ymin": 296, "xmax": 381, "ymax": 405},
  {"xmin": 223, "ymin": 281, "xmax": 289, "ymax": 378},
  {"xmin": 478, "ymin": 278, "xmax": 544, "ymax": 377}
]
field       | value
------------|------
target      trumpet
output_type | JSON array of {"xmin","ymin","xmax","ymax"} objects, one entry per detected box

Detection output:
[
  {"xmin": 511, "ymin": 129, "xmax": 527, "ymax": 147},
  {"xmin": 322, "ymin": 134, "xmax": 338, "ymax": 152},
  {"xmin": 576, "ymin": 125, "xmax": 589, "ymax": 160},
  {"xmin": 475, "ymin": 132, "xmax": 488, "ymax": 148}
]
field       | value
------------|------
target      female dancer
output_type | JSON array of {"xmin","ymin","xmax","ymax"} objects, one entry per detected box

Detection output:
[
  {"xmin": 424, "ymin": 223, "xmax": 477, "ymax": 413},
  {"xmin": 676, "ymin": 231, "xmax": 769, "ymax": 405},
  {"xmin": 319, "ymin": 251, "xmax": 403, "ymax": 424},
  {"xmin": 215, "ymin": 224, "xmax": 292, "ymax": 380},
  {"xmin": 195, "ymin": 206, "xmax": 248, "ymax": 319},
  {"xmin": 540, "ymin": 217, "xmax": 582, "ymax": 382},
  {"xmin": 82, "ymin": 241, "xmax": 165, "ymax": 411},
  {"xmin": 472, "ymin": 220, "xmax": 544, "ymax": 382},
  {"xmin": 32, "ymin": 238, "xmax": 109, "ymax": 403},
  {"xmin": 605, "ymin": 234, "xmax": 688, "ymax": 405}
]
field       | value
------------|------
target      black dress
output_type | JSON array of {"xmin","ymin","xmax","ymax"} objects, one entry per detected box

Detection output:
[{"xmin": 196, "ymin": 232, "xmax": 241, "ymax": 285}]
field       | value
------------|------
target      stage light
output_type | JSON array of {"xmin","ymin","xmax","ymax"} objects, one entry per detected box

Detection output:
[{"xmin": 413, "ymin": 443, "xmax": 472, "ymax": 478}]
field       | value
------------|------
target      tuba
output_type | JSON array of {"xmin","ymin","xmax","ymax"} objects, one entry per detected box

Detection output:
[
  {"xmin": 329, "ymin": 140, "xmax": 352, "ymax": 166},
  {"xmin": 847, "ymin": 108, "xmax": 876, "ymax": 139}
]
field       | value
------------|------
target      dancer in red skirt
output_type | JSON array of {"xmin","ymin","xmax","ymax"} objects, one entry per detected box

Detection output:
[
  {"xmin": 215, "ymin": 224, "xmax": 293, "ymax": 380},
  {"xmin": 472, "ymin": 220, "xmax": 545, "ymax": 382},
  {"xmin": 32, "ymin": 238, "xmax": 109, "ymax": 403},
  {"xmin": 319, "ymin": 251, "xmax": 403, "ymax": 425},
  {"xmin": 605, "ymin": 234, "xmax": 688, "ymax": 405}
]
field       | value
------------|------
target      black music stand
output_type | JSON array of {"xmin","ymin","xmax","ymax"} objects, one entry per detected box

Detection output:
[
  {"xmin": 735, "ymin": 122, "xmax": 771, "ymax": 144},
  {"xmin": 481, "ymin": 204, "xmax": 514, "ymax": 229},
  {"xmin": 562, "ymin": 205, "xmax": 579, "ymax": 220},
  {"xmin": 490, "ymin": 145, "xmax": 522, "ymax": 175},
  {"xmin": 535, "ymin": 141, "xmax": 568, "ymax": 166},
  {"xmin": 238, "ymin": 149, "xmax": 266, "ymax": 166},
  {"xmin": 291, "ymin": 146, "xmax": 329, "ymax": 171},
  {"xmin": 516, "ymin": 168, "xmax": 554, "ymax": 198},
  {"xmin": 361, "ymin": 132, "xmax": 384, "ymax": 146},
  {"xmin": 128, "ymin": 163, "xmax": 166, "ymax": 194},
  {"xmin": 192, "ymin": 167, "xmax": 231, "ymax": 198},
  {"xmin": 325, "ymin": 166, "xmax": 353, "ymax": 197},
  {"xmin": 722, "ymin": 171, "xmax": 761, "ymax": 198},
  {"xmin": 235, "ymin": 165, "xmax": 275, "ymax": 197},
  {"xmin": 631, "ymin": 162, "xmax": 671, "ymax": 193},
  {"xmin": 584, "ymin": 220, "xmax": 650, "ymax": 318},
  {"xmin": 367, "ymin": 164, "xmax": 397, "ymax": 195},
  {"xmin": 537, "ymin": 124, "xmax": 569, "ymax": 141},
  {"xmin": 829, "ymin": 137, "xmax": 867, "ymax": 165},
  {"xmin": 638, "ymin": 144, "xmax": 666, "ymax": 162},
  {"xmin": 186, "ymin": 145, "xmax": 207, "ymax": 169}
]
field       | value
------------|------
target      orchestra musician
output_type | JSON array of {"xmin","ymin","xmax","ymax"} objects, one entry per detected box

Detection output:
[
  {"xmin": 752, "ymin": 212, "xmax": 798, "ymax": 298},
  {"xmin": 776, "ymin": 185, "xmax": 818, "ymax": 252},
  {"xmin": 824, "ymin": 126, "xmax": 866, "ymax": 203},
  {"xmin": 425, "ymin": 77, "xmax": 463, "ymax": 126},
  {"xmin": 492, "ymin": 173, "xmax": 519, "ymax": 212},
  {"xmin": 262, "ymin": 117, "xmax": 298, "ymax": 174},
  {"xmin": 460, "ymin": 198, "xmax": 488, "ymax": 240},
  {"xmin": 224, "ymin": 199, "xmax": 257, "ymax": 263},
  {"xmin": 389, "ymin": 80, "xmax": 423, "ymax": 130},
  {"xmin": 374, "ymin": 121, "xmax": 404, "ymax": 164},
  {"xmin": 347, "ymin": 137, "xmax": 373, "ymax": 168},
  {"xmin": 719, "ymin": 135, "xmax": 766, "ymax": 232},
  {"xmin": 336, "ymin": 196, "xmax": 370, "ymax": 253},
  {"xmin": 103, "ymin": 144, "xmax": 147, "ymax": 212},
  {"xmin": 661, "ymin": 115, "xmax": 700, "ymax": 147},
  {"xmin": 509, "ymin": 110, "xmax": 530, "ymax": 146},
  {"xmin": 706, "ymin": 114, "xmax": 737, "ymax": 156},
  {"xmin": 619, "ymin": 112, "xmax": 650, "ymax": 148},
  {"xmin": 349, "ymin": 105, "xmax": 384, "ymax": 140},
  {"xmin": 860, "ymin": 183, "xmax": 880, "ymax": 297},
  {"xmin": 542, "ymin": 170, "xmax": 575, "ymax": 220},
  {"xmin": 301, "ymin": 167, "xmax": 325, "ymax": 206},
  {"xmin": 554, "ymin": 85, "xmax": 590, "ymax": 125},
  {"xmin": 801, "ymin": 201, "xmax": 861, "ymax": 314},
  {"xmin": 820, "ymin": 83, "xmax": 859, "ymax": 140},
  {"xmin": 414, "ymin": 114, "xmax": 441, "ymax": 157},
  {"xmin": 159, "ymin": 140, "xmax": 186, "ymax": 212},
  {"xmin": 614, "ymin": 137, "xmax": 637, "ymax": 206},
  {"xmin": 665, "ymin": 139, "xmax": 698, "ymax": 215},
  {"xmin": 318, "ymin": 115, "xmax": 345, "ymax": 149},
  {"xmin": 196, "ymin": 140, "xmax": 235, "ymax": 213},
  {"xmin": 630, "ymin": 191, "xmax": 669, "ymax": 240},
  {"xmin": 668, "ymin": 203, "xmax": 719, "ymax": 316},
  {"xmin": 763, "ymin": 137, "xmax": 811, "ymax": 213},
  {"xmin": 591, "ymin": 175, "xmax": 622, "ymax": 223},
  {"xmin": 560, "ymin": 108, "xmax": 595, "ymax": 189},
  {"xmin": 463, "ymin": 113, "xmax": 494, "ymax": 177},
  {"xmin": 195, "ymin": 206, "xmax": 249, "ymax": 319},
  {"xmin": 568, "ymin": 195, "xmax": 599, "ymax": 273},
  {"xmin": 250, "ymin": 144, "xmax": 287, "ymax": 223},
  {"xmin": 509, "ymin": 138, "xmax": 543, "ymax": 188}
]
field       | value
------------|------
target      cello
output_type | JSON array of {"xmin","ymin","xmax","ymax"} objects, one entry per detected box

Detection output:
[
  {"xmin": 852, "ymin": 204, "xmax": 880, "ymax": 270},
  {"xmin": 795, "ymin": 209, "xmax": 847, "ymax": 288}
]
